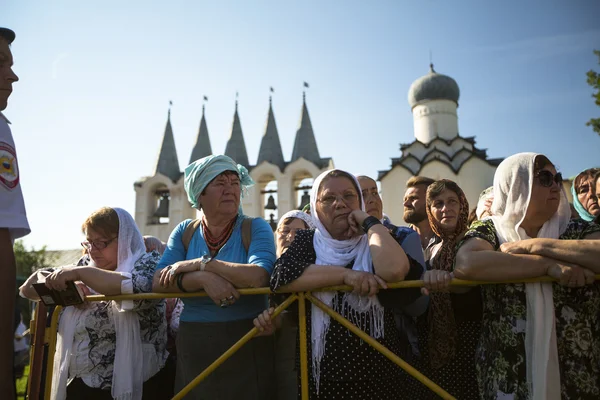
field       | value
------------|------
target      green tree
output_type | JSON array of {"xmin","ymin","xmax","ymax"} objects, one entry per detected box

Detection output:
[
  {"xmin": 586, "ymin": 49, "xmax": 600, "ymax": 136},
  {"xmin": 13, "ymin": 240, "xmax": 56, "ymax": 278}
]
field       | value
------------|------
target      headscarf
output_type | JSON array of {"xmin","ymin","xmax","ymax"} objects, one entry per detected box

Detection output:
[
  {"xmin": 425, "ymin": 179, "xmax": 469, "ymax": 369},
  {"xmin": 309, "ymin": 169, "xmax": 384, "ymax": 393},
  {"xmin": 571, "ymin": 168, "xmax": 600, "ymax": 222},
  {"xmin": 276, "ymin": 210, "xmax": 316, "ymax": 230},
  {"xmin": 52, "ymin": 208, "xmax": 156, "ymax": 400},
  {"xmin": 490, "ymin": 153, "xmax": 569, "ymax": 400},
  {"xmin": 475, "ymin": 186, "xmax": 494, "ymax": 220},
  {"xmin": 184, "ymin": 155, "xmax": 254, "ymax": 209}
]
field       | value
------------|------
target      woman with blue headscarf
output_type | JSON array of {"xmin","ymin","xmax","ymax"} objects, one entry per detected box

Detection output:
[
  {"xmin": 152, "ymin": 155, "xmax": 276, "ymax": 400},
  {"xmin": 571, "ymin": 167, "xmax": 600, "ymax": 221}
]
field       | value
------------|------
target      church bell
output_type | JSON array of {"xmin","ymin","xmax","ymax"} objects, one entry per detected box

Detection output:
[
  {"xmin": 298, "ymin": 190, "xmax": 310, "ymax": 210},
  {"xmin": 153, "ymin": 192, "xmax": 170, "ymax": 218},
  {"xmin": 264, "ymin": 194, "xmax": 277, "ymax": 210}
]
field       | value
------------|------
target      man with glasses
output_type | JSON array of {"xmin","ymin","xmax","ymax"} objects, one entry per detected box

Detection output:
[{"xmin": 0, "ymin": 27, "xmax": 28, "ymax": 398}]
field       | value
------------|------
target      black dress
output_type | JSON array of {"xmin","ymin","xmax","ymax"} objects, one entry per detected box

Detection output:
[
  {"xmin": 270, "ymin": 229, "xmax": 423, "ymax": 400},
  {"xmin": 405, "ymin": 243, "xmax": 483, "ymax": 399}
]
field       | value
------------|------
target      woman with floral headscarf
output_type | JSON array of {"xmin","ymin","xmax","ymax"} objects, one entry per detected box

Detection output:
[
  {"xmin": 406, "ymin": 179, "xmax": 481, "ymax": 399},
  {"xmin": 19, "ymin": 207, "xmax": 168, "ymax": 399},
  {"xmin": 153, "ymin": 155, "xmax": 276, "ymax": 400},
  {"xmin": 455, "ymin": 153, "xmax": 600, "ymax": 400},
  {"xmin": 254, "ymin": 169, "xmax": 423, "ymax": 399}
]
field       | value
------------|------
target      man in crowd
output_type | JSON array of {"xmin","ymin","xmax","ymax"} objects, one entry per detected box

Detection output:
[
  {"xmin": 0, "ymin": 27, "xmax": 30, "ymax": 398},
  {"xmin": 357, "ymin": 175, "xmax": 427, "ymax": 361},
  {"xmin": 403, "ymin": 176, "xmax": 439, "ymax": 261}
]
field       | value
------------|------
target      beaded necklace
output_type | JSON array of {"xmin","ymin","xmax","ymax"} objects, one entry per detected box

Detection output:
[{"xmin": 202, "ymin": 216, "xmax": 237, "ymax": 254}]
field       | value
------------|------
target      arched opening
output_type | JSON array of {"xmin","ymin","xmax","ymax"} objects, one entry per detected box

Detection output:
[
  {"xmin": 292, "ymin": 170, "xmax": 314, "ymax": 210},
  {"xmin": 256, "ymin": 174, "xmax": 278, "ymax": 230},
  {"xmin": 148, "ymin": 184, "xmax": 170, "ymax": 225}
]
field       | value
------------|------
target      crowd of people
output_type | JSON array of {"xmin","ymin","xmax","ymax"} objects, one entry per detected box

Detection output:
[{"xmin": 3, "ymin": 26, "xmax": 600, "ymax": 400}]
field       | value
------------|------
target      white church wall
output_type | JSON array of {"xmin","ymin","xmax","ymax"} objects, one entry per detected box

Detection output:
[
  {"xmin": 134, "ymin": 173, "xmax": 190, "ymax": 243},
  {"xmin": 380, "ymin": 166, "xmax": 413, "ymax": 225},
  {"xmin": 412, "ymin": 100, "xmax": 459, "ymax": 144}
]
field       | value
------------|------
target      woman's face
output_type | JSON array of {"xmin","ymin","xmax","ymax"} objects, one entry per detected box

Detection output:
[
  {"xmin": 526, "ymin": 163, "xmax": 561, "ymax": 224},
  {"xmin": 429, "ymin": 189, "xmax": 461, "ymax": 233},
  {"xmin": 316, "ymin": 176, "xmax": 361, "ymax": 240},
  {"xmin": 85, "ymin": 227, "xmax": 118, "ymax": 271},
  {"xmin": 199, "ymin": 171, "xmax": 241, "ymax": 218},
  {"xmin": 276, "ymin": 218, "xmax": 308, "ymax": 257},
  {"xmin": 576, "ymin": 174, "xmax": 600, "ymax": 217}
]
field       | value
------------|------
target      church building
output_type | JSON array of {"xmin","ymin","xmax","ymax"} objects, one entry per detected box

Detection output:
[
  {"xmin": 134, "ymin": 93, "xmax": 333, "ymax": 242},
  {"xmin": 379, "ymin": 65, "xmax": 504, "ymax": 224}
]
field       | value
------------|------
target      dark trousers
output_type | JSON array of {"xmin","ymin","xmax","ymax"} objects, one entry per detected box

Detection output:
[
  {"xmin": 66, "ymin": 364, "xmax": 173, "ymax": 400},
  {"xmin": 175, "ymin": 319, "xmax": 275, "ymax": 400}
]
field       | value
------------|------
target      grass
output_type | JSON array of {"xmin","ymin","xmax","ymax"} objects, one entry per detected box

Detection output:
[{"xmin": 16, "ymin": 365, "xmax": 29, "ymax": 400}]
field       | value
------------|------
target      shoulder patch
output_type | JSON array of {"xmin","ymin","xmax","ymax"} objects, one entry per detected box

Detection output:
[{"xmin": 0, "ymin": 141, "xmax": 19, "ymax": 190}]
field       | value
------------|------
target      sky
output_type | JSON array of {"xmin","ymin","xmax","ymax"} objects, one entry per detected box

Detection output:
[{"xmin": 4, "ymin": 0, "xmax": 600, "ymax": 250}]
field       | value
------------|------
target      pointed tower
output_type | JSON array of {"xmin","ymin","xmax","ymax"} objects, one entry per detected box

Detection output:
[
  {"xmin": 224, "ymin": 100, "xmax": 250, "ymax": 167},
  {"xmin": 189, "ymin": 104, "xmax": 213, "ymax": 164},
  {"xmin": 155, "ymin": 109, "xmax": 181, "ymax": 182},
  {"xmin": 291, "ymin": 92, "xmax": 322, "ymax": 167},
  {"xmin": 256, "ymin": 96, "xmax": 286, "ymax": 170}
]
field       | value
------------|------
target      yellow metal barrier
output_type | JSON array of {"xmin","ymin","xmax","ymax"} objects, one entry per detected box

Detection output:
[{"xmin": 39, "ymin": 276, "xmax": 600, "ymax": 400}]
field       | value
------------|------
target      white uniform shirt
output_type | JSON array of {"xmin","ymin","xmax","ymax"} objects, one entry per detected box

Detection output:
[{"xmin": 0, "ymin": 112, "xmax": 30, "ymax": 240}]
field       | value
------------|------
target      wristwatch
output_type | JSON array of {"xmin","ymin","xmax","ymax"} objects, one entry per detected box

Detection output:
[
  {"xmin": 361, "ymin": 216, "xmax": 382, "ymax": 233},
  {"xmin": 197, "ymin": 254, "xmax": 212, "ymax": 272}
]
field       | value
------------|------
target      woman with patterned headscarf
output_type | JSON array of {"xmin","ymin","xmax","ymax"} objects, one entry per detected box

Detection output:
[
  {"xmin": 153, "ymin": 155, "xmax": 277, "ymax": 400},
  {"xmin": 407, "ymin": 179, "xmax": 481, "ymax": 399},
  {"xmin": 455, "ymin": 153, "xmax": 600, "ymax": 400}
]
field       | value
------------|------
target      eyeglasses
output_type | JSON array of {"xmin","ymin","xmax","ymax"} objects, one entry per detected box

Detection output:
[
  {"xmin": 536, "ymin": 170, "xmax": 563, "ymax": 188},
  {"xmin": 81, "ymin": 237, "xmax": 118, "ymax": 251},
  {"xmin": 318, "ymin": 192, "xmax": 359, "ymax": 207}
]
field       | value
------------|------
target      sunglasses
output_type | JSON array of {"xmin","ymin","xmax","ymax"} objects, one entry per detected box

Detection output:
[{"xmin": 536, "ymin": 170, "xmax": 562, "ymax": 188}]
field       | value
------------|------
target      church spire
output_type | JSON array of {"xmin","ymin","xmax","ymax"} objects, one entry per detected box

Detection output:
[
  {"xmin": 155, "ymin": 105, "xmax": 181, "ymax": 182},
  {"xmin": 189, "ymin": 101, "xmax": 213, "ymax": 164},
  {"xmin": 291, "ymin": 91, "xmax": 322, "ymax": 166},
  {"xmin": 224, "ymin": 95, "xmax": 250, "ymax": 167},
  {"xmin": 257, "ymin": 92, "xmax": 286, "ymax": 170}
]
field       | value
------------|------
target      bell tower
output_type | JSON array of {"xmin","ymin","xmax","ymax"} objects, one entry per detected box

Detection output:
[{"xmin": 134, "ymin": 105, "xmax": 204, "ymax": 241}]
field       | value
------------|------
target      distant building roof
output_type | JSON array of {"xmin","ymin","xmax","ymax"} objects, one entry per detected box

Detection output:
[{"xmin": 408, "ymin": 64, "xmax": 460, "ymax": 109}]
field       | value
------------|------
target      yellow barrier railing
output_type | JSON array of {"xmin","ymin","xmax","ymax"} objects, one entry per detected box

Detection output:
[{"xmin": 36, "ymin": 276, "xmax": 600, "ymax": 400}]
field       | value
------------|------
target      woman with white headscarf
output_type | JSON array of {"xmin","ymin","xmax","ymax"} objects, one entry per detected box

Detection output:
[
  {"xmin": 454, "ymin": 153, "xmax": 600, "ymax": 400},
  {"xmin": 256, "ymin": 169, "xmax": 423, "ymax": 399},
  {"xmin": 19, "ymin": 207, "xmax": 168, "ymax": 399}
]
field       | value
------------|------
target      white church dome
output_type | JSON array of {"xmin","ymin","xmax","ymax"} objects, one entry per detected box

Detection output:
[{"xmin": 408, "ymin": 64, "xmax": 460, "ymax": 109}]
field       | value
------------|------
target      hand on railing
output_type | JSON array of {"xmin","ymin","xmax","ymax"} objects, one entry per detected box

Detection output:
[
  {"xmin": 546, "ymin": 262, "xmax": 595, "ymax": 287},
  {"xmin": 343, "ymin": 270, "xmax": 387, "ymax": 296},
  {"xmin": 421, "ymin": 270, "xmax": 453, "ymax": 296},
  {"xmin": 253, "ymin": 307, "xmax": 281, "ymax": 336}
]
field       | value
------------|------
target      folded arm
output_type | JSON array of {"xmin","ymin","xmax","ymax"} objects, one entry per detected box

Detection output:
[
  {"xmin": 454, "ymin": 237, "xmax": 551, "ymax": 281},
  {"xmin": 367, "ymin": 224, "xmax": 409, "ymax": 282},
  {"xmin": 501, "ymin": 232, "xmax": 600, "ymax": 273}
]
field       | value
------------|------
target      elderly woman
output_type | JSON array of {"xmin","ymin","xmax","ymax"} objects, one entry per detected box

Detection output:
[
  {"xmin": 19, "ymin": 207, "xmax": 168, "ymax": 400},
  {"xmin": 571, "ymin": 167, "xmax": 600, "ymax": 221},
  {"xmin": 455, "ymin": 153, "xmax": 600, "ymax": 399},
  {"xmin": 153, "ymin": 155, "xmax": 276, "ymax": 400},
  {"xmin": 256, "ymin": 169, "xmax": 423, "ymax": 399},
  {"xmin": 276, "ymin": 210, "xmax": 315, "ymax": 257},
  {"xmin": 407, "ymin": 179, "xmax": 481, "ymax": 399}
]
